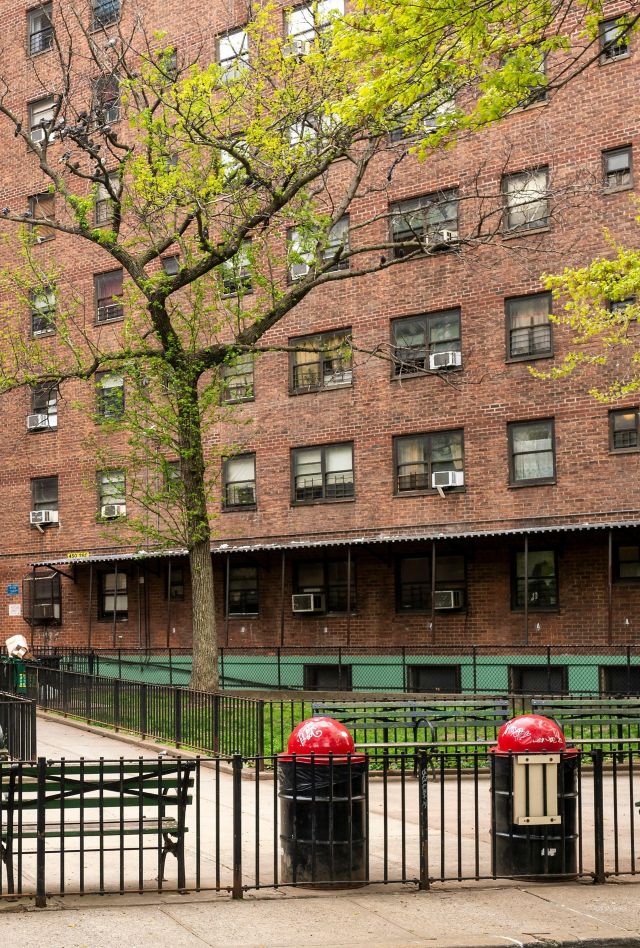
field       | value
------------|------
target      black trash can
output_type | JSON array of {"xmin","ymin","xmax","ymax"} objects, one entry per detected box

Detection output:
[
  {"xmin": 278, "ymin": 754, "xmax": 368, "ymax": 886},
  {"xmin": 491, "ymin": 714, "xmax": 579, "ymax": 880}
]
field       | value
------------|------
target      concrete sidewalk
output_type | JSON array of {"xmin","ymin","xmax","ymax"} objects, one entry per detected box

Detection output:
[{"xmin": 2, "ymin": 881, "xmax": 640, "ymax": 947}]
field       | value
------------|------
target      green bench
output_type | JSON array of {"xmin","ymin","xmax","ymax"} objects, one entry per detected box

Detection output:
[
  {"xmin": 0, "ymin": 757, "xmax": 195, "ymax": 905},
  {"xmin": 531, "ymin": 697, "xmax": 640, "ymax": 746}
]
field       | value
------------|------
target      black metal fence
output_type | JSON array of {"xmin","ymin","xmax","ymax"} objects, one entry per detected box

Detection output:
[
  {"xmin": 0, "ymin": 691, "xmax": 36, "ymax": 761},
  {"xmin": 31, "ymin": 644, "xmax": 640, "ymax": 696},
  {"xmin": 2, "ymin": 747, "xmax": 640, "ymax": 905}
]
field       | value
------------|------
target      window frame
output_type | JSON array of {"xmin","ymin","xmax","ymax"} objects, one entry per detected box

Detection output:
[
  {"xmin": 502, "ymin": 167, "xmax": 550, "ymax": 234},
  {"xmin": 508, "ymin": 418, "xmax": 556, "ymax": 486},
  {"xmin": 294, "ymin": 558, "xmax": 357, "ymax": 615},
  {"xmin": 509, "ymin": 663, "xmax": 568, "ymax": 693},
  {"xmin": 393, "ymin": 429, "xmax": 465, "ymax": 495},
  {"xmin": 92, "ymin": 74, "xmax": 120, "ymax": 125},
  {"xmin": 291, "ymin": 441, "xmax": 355, "ymax": 505},
  {"xmin": 614, "ymin": 541, "xmax": 640, "ymax": 582},
  {"xmin": 505, "ymin": 292, "xmax": 553, "ymax": 362},
  {"xmin": 599, "ymin": 17, "xmax": 630, "ymax": 63},
  {"xmin": 285, "ymin": 0, "xmax": 345, "ymax": 47},
  {"xmin": 28, "ymin": 3, "xmax": 54, "ymax": 56},
  {"xmin": 395, "ymin": 554, "xmax": 466, "ymax": 613},
  {"xmin": 98, "ymin": 570, "xmax": 128, "ymax": 621},
  {"xmin": 511, "ymin": 548, "xmax": 559, "ymax": 611},
  {"xmin": 28, "ymin": 192, "xmax": 55, "ymax": 242},
  {"xmin": 94, "ymin": 269, "xmax": 124, "ymax": 323},
  {"xmin": 30, "ymin": 383, "xmax": 58, "ymax": 430},
  {"xmin": 28, "ymin": 95, "xmax": 57, "ymax": 144},
  {"xmin": 602, "ymin": 145, "xmax": 633, "ymax": 192},
  {"xmin": 97, "ymin": 468, "xmax": 126, "ymax": 513},
  {"xmin": 220, "ymin": 240, "xmax": 253, "ymax": 297},
  {"xmin": 303, "ymin": 664, "xmax": 353, "ymax": 691},
  {"xmin": 95, "ymin": 371, "xmax": 125, "ymax": 422},
  {"xmin": 407, "ymin": 664, "xmax": 462, "ymax": 693},
  {"xmin": 30, "ymin": 287, "xmax": 56, "ymax": 337},
  {"xmin": 609, "ymin": 408, "xmax": 640, "ymax": 452},
  {"xmin": 221, "ymin": 353, "xmax": 255, "ymax": 403},
  {"xmin": 391, "ymin": 309, "xmax": 462, "ymax": 377},
  {"xmin": 390, "ymin": 190, "xmax": 459, "ymax": 259},
  {"xmin": 91, "ymin": 0, "xmax": 120, "ymax": 31},
  {"xmin": 222, "ymin": 453, "xmax": 257, "ymax": 510},
  {"xmin": 289, "ymin": 328, "xmax": 352, "ymax": 394},
  {"xmin": 226, "ymin": 563, "xmax": 260, "ymax": 616},
  {"xmin": 31, "ymin": 475, "xmax": 58, "ymax": 513},
  {"xmin": 165, "ymin": 563, "xmax": 185, "ymax": 601},
  {"xmin": 217, "ymin": 27, "xmax": 249, "ymax": 78}
]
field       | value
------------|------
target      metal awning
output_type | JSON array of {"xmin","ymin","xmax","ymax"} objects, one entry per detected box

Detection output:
[{"xmin": 29, "ymin": 517, "xmax": 640, "ymax": 567}]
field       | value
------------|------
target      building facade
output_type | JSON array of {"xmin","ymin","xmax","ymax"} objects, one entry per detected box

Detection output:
[{"xmin": 1, "ymin": 0, "xmax": 640, "ymax": 690}]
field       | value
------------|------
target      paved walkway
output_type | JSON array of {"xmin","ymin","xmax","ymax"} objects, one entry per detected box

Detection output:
[{"xmin": 2, "ymin": 713, "xmax": 639, "ymax": 947}]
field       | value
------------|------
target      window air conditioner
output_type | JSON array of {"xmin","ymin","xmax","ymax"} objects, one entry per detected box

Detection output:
[
  {"xmin": 235, "ymin": 486, "xmax": 256, "ymax": 505},
  {"xmin": 289, "ymin": 38, "xmax": 312, "ymax": 56},
  {"xmin": 26, "ymin": 413, "xmax": 50, "ymax": 431},
  {"xmin": 292, "ymin": 592, "xmax": 325, "ymax": 613},
  {"xmin": 434, "ymin": 589, "xmax": 464, "ymax": 610},
  {"xmin": 101, "ymin": 503, "xmax": 126, "ymax": 518},
  {"xmin": 439, "ymin": 229, "xmax": 458, "ymax": 242},
  {"xmin": 432, "ymin": 470, "xmax": 464, "ymax": 489},
  {"xmin": 429, "ymin": 350, "xmax": 462, "ymax": 371},
  {"xmin": 30, "ymin": 509, "xmax": 58, "ymax": 525},
  {"xmin": 30, "ymin": 127, "xmax": 46, "ymax": 143},
  {"xmin": 290, "ymin": 261, "xmax": 311, "ymax": 281}
]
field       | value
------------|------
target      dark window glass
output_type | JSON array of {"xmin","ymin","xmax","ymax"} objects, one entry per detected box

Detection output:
[
  {"xmin": 601, "ymin": 665, "xmax": 640, "ymax": 694},
  {"xmin": 512, "ymin": 549, "xmax": 558, "ymax": 609},
  {"xmin": 295, "ymin": 560, "xmax": 356, "ymax": 614},
  {"xmin": 615, "ymin": 543, "xmax": 640, "ymax": 581},
  {"xmin": 509, "ymin": 665, "xmax": 567, "ymax": 693},
  {"xmin": 221, "ymin": 241, "xmax": 252, "ymax": 295},
  {"xmin": 223, "ymin": 454, "xmax": 256, "ymax": 508},
  {"xmin": 227, "ymin": 565, "xmax": 259, "ymax": 615},
  {"xmin": 32, "ymin": 475, "xmax": 58, "ymax": 511},
  {"xmin": 291, "ymin": 329, "xmax": 352, "ymax": 392},
  {"xmin": 610, "ymin": 409, "xmax": 639, "ymax": 450},
  {"xmin": 30, "ymin": 383, "xmax": 58, "ymax": 429},
  {"xmin": 503, "ymin": 169, "xmax": 549, "ymax": 232},
  {"xmin": 392, "ymin": 310, "xmax": 461, "ymax": 375},
  {"xmin": 221, "ymin": 353, "xmax": 254, "ymax": 403},
  {"xmin": 292, "ymin": 443, "xmax": 354, "ymax": 503},
  {"xmin": 303, "ymin": 664, "xmax": 352, "ymax": 691},
  {"xmin": 29, "ymin": 4, "xmax": 54, "ymax": 55},
  {"xmin": 407, "ymin": 665, "xmax": 461, "ymax": 692},
  {"xmin": 95, "ymin": 269, "xmax": 123, "ymax": 322},
  {"xmin": 96, "ymin": 372, "xmax": 125, "ymax": 420},
  {"xmin": 396, "ymin": 555, "xmax": 465, "ymax": 612},
  {"xmin": 603, "ymin": 146, "xmax": 633, "ymax": 190},
  {"xmin": 390, "ymin": 190, "xmax": 458, "ymax": 258},
  {"xmin": 93, "ymin": 74, "xmax": 120, "ymax": 124},
  {"xmin": 166, "ymin": 565, "xmax": 185, "ymax": 601},
  {"xmin": 22, "ymin": 571, "xmax": 61, "ymax": 624},
  {"xmin": 600, "ymin": 17, "xmax": 629, "ymax": 62},
  {"xmin": 506, "ymin": 293, "xmax": 552, "ymax": 360},
  {"xmin": 98, "ymin": 571, "xmax": 128, "ymax": 620},
  {"xmin": 508, "ymin": 419, "xmax": 555, "ymax": 484},
  {"xmin": 395, "ymin": 431, "xmax": 464, "ymax": 493},
  {"xmin": 92, "ymin": 0, "xmax": 120, "ymax": 29}
]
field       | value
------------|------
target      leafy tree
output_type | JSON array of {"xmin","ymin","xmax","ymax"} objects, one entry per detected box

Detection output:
[{"xmin": 0, "ymin": 0, "xmax": 614, "ymax": 689}]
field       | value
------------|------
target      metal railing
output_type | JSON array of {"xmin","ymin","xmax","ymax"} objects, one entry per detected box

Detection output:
[{"xmin": 0, "ymin": 690, "xmax": 36, "ymax": 760}]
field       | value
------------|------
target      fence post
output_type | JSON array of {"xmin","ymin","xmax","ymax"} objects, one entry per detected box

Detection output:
[
  {"xmin": 220, "ymin": 648, "xmax": 225, "ymax": 689},
  {"xmin": 212, "ymin": 694, "xmax": 220, "ymax": 754},
  {"xmin": 402, "ymin": 646, "xmax": 407, "ymax": 692},
  {"xmin": 232, "ymin": 754, "xmax": 243, "ymax": 899},
  {"xmin": 140, "ymin": 683, "xmax": 148, "ymax": 739},
  {"xmin": 114, "ymin": 678, "xmax": 121, "ymax": 732},
  {"xmin": 418, "ymin": 751, "xmax": 430, "ymax": 890},
  {"xmin": 35, "ymin": 757, "xmax": 47, "ymax": 907},
  {"xmin": 175, "ymin": 687, "xmax": 182, "ymax": 748},
  {"xmin": 277, "ymin": 646, "xmax": 282, "ymax": 690},
  {"xmin": 593, "ymin": 749, "xmax": 606, "ymax": 884},
  {"xmin": 118, "ymin": 648, "xmax": 122, "ymax": 679},
  {"xmin": 169, "ymin": 648, "xmax": 173, "ymax": 687},
  {"xmin": 84, "ymin": 674, "xmax": 91, "ymax": 723},
  {"xmin": 257, "ymin": 700, "xmax": 265, "ymax": 772},
  {"xmin": 472, "ymin": 647, "xmax": 477, "ymax": 694}
]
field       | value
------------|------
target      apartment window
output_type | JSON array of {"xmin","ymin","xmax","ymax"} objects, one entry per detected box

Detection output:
[
  {"xmin": 321, "ymin": 215, "xmax": 349, "ymax": 271},
  {"xmin": 98, "ymin": 469, "xmax": 126, "ymax": 514},
  {"xmin": 23, "ymin": 571, "xmax": 61, "ymax": 624},
  {"xmin": 291, "ymin": 329, "xmax": 352, "ymax": 392},
  {"xmin": 509, "ymin": 664, "xmax": 567, "ymax": 693},
  {"xmin": 287, "ymin": 218, "xmax": 348, "ymax": 282},
  {"xmin": 407, "ymin": 665, "xmax": 461, "ymax": 693},
  {"xmin": 162, "ymin": 255, "xmax": 180, "ymax": 276},
  {"xmin": 615, "ymin": 543, "xmax": 640, "ymax": 581},
  {"xmin": 294, "ymin": 559, "xmax": 356, "ymax": 613},
  {"xmin": 218, "ymin": 28, "xmax": 249, "ymax": 78},
  {"xmin": 392, "ymin": 309, "xmax": 461, "ymax": 375},
  {"xmin": 603, "ymin": 146, "xmax": 632, "ymax": 191},
  {"xmin": 95, "ymin": 173, "xmax": 121, "ymax": 225},
  {"xmin": 390, "ymin": 98, "xmax": 454, "ymax": 142},
  {"xmin": 292, "ymin": 442, "xmax": 354, "ymax": 502},
  {"xmin": 508, "ymin": 419, "xmax": 555, "ymax": 485},
  {"xmin": 99, "ymin": 571, "xmax": 128, "ymax": 620},
  {"xmin": 223, "ymin": 454, "xmax": 256, "ymax": 508},
  {"xmin": 30, "ymin": 383, "xmax": 58, "ymax": 429},
  {"xmin": 600, "ymin": 17, "xmax": 629, "ymax": 62},
  {"xmin": 396, "ymin": 555, "xmax": 466, "ymax": 612},
  {"xmin": 610, "ymin": 296, "xmax": 636, "ymax": 313},
  {"xmin": 221, "ymin": 241, "xmax": 252, "ymax": 295},
  {"xmin": 96, "ymin": 372, "xmax": 125, "ymax": 420},
  {"xmin": 166, "ymin": 565, "xmax": 185, "ymax": 601},
  {"xmin": 29, "ymin": 96, "xmax": 56, "ymax": 144},
  {"xmin": 95, "ymin": 269, "xmax": 123, "ymax": 322},
  {"xmin": 394, "ymin": 430, "xmax": 464, "ymax": 493},
  {"xmin": 30, "ymin": 288, "xmax": 56, "ymax": 336},
  {"xmin": 28, "ymin": 193, "xmax": 55, "ymax": 242},
  {"xmin": 29, "ymin": 4, "xmax": 53, "ymax": 55},
  {"xmin": 227, "ymin": 565, "xmax": 259, "ymax": 615},
  {"xmin": 221, "ymin": 353, "xmax": 254, "ymax": 402},
  {"xmin": 91, "ymin": 0, "xmax": 120, "ymax": 29},
  {"xmin": 502, "ymin": 45, "xmax": 547, "ymax": 107},
  {"xmin": 93, "ymin": 75, "xmax": 120, "ymax": 124},
  {"xmin": 286, "ymin": 0, "xmax": 344, "ymax": 47},
  {"xmin": 512, "ymin": 549, "xmax": 558, "ymax": 609},
  {"xmin": 601, "ymin": 665, "xmax": 640, "ymax": 694},
  {"xmin": 503, "ymin": 168, "xmax": 549, "ymax": 232},
  {"xmin": 390, "ymin": 190, "xmax": 459, "ymax": 258},
  {"xmin": 164, "ymin": 459, "xmax": 182, "ymax": 489},
  {"xmin": 505, "ymin": 293, "xmax": 553, "ymax": 360},
  {"xmin": 287, "ymin": 228, "xmax": 314, "ymax": 281},
  {"xmin": 303, "ymin": 664, "xmax": 352, "ymax": 690},
  {"xmin": 32, "ymin": 475, "xmax": 58, "ymax": 514},
  {"xmin": 610, "ymin": 409, "xmax": 639, "ymax": 451}
]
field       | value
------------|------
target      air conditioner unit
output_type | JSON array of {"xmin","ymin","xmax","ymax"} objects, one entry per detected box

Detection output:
[
  {"xmin": 235, "ymin": 486, "xmax": 256, "ymax": 505},
  {"xmin": 434, "ymin": 589, "xmax": 464, "ymax": 610},
  {"xmin": 30, "ymin": 127, "xmax": 46, "ymax": 143},
  {"xmin": 26, "ymin": 413, "xmax": 49, "ymax": 431},
  {"xmin": 30, "ymin": 509, "xmax": 58, "ymax": 525},
  {"xmin": 429, "ymin": 350, "xmax": 462, "ymax": 371},
  {"xmin": 292, "ymin": 592, "xmax": 325, "ymax": 613},
  {"xmin": 101, "ymin": 503, "xmax": 126, "ymax": 519},
  {"xmin": 432, "ymin": 470, "xmax": 464, "ymax": 489},
  {"xmin": 290, "ymin": 261, "xmax": 311, "ymax": 281},
  {"xmin": 290, "ymin": 38, "xmax": 312, "ymax": 56},
  {"xmin": 438, "ymin": 229, "xmax": 458, "ymax": 242},
  {"xmin": 33, "ymin": 602, "xmax": 60, "ymax": 620}
]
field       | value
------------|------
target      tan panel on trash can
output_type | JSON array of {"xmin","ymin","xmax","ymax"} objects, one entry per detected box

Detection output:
[{"xmin": 513, "ymin": 754, "xmax": 561, "ymax": 826}]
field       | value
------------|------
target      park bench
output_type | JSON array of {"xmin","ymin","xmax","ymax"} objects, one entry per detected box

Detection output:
[
  {"xmin": 0, "ymin": 757, "xmax": 195, "ymax": 905},
  {"xmin": 311, "ymin": 698, "xmax": 510, "ymax": 759},
  {"xmin": 531, "ymin": 697, "xmax": 640, "ymax": 747}
]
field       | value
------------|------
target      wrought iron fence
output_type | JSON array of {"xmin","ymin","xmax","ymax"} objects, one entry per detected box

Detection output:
[
  {"xmin": 2, "ymin": 747, "xmax": 640, "ymax": 906},
  {"xmin": 31, "ymin": 644, "xmax": 640, "ymax": 696},
  {"xmin": 0, "ymin": 690, "xmax": 36, "ymax": 761}
]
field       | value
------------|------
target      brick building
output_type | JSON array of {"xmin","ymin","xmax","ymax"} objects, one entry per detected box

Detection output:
[{"xmin": 1, "ymin": 0, "xmax": 640, "ymax": 692}]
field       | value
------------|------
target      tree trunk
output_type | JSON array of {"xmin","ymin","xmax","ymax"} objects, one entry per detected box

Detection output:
[{"xmin": 188, "ymin": 537, "xmax": 219, "ymax": 692}]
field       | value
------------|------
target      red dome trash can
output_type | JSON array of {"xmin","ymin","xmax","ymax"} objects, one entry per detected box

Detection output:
[
  {"xmin": 278, "ymin": 717, "xmax": 368, "ymax": 886},
  {"xmin": 491, "ymin": 714, "xmax": 579, "ymax": 879}
]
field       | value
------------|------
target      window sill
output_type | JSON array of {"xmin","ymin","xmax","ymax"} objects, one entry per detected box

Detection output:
[
  {"xmin": 502, "ymin": 225, "xmax": 550, "ymax": 241},
  {"xmin": 227, "ymin": 612, "xmax": 259, "ymax": 618},
  {"xmin": 95, "ymin": 317, "xmax": 125, "ymax": 326},
  {"xmin": 602, "ymin": 183, "xmax": 634, "ymax": 195},
  {"xmin": 508, "ymin": 479, "xmax": 556, "ymax": 489},
  {"xmin": 609, "ymin": 447, "xmax": 640, "ymax": 455},
  {"xmin": 506, "ymin": 351, "xmax": 554, "ymax": 364},
  {"xmin": 396, "ymin": 608, "xmax": 467, "ymax": 616},
  {"xmin": 292, "ymin": 497, "xmax": 356, "ymax": 507},
  {"xmin": 390, "ymin": 367, "xmax": 463, "ymax": 381},
  {"xmin": 599, "ymin": 52, "xmax": 631, "ymax": 65},
  {"xmin": 222, "ymin": 505, "xmax": 257, "ymax": 513},
  {"xmin": 28, "ymin": 48, "xmax": 54, "ymax": 60},
  {"xmin": 394, "ymin": 488, "xmax": 465, "ymax": 497},
  {"xmin": 511, "ymin": 607, "xmax": 560, "ymax": 614},
  {"xmin": 289, "ymin": 383, "xmax": 353, "ymax": 396},
  {"xmin": 28, "ymin": 426, "xmax": 57, "ymax": 434}
]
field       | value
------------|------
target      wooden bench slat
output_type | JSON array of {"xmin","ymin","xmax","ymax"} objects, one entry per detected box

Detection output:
[{"xmin": 5, "ymin": 817, "xmax": 183, "ymax": 838}]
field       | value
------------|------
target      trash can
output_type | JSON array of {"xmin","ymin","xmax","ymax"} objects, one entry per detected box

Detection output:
[
  {"xmin": 278, "ymin": 716, "xmax": 368, "ymax": 887},
  {"xmin": 491, "ymin": 714, "xmax": 579, "ymax": 879}
]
